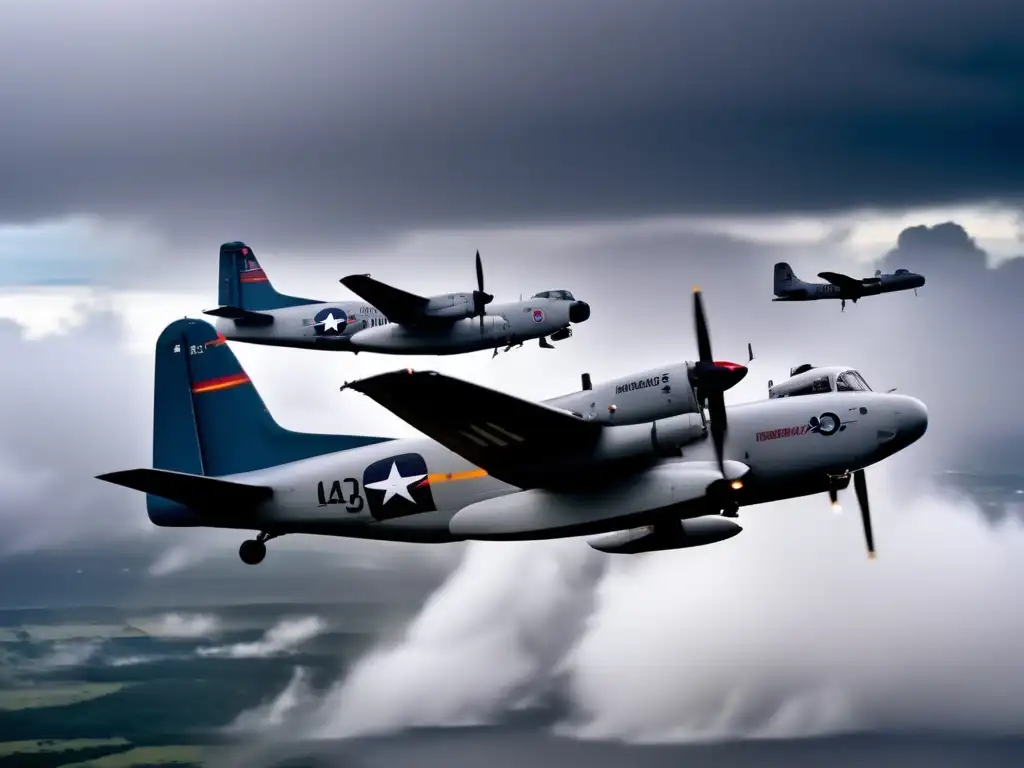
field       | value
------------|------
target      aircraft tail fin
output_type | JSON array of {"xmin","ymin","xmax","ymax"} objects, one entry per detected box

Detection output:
[
  {"xmin": 773, "ymin": 262, "xmax": 800, "ymax": 295},
  {"xmin": 217, "ymin": 241, "xmax": 321, "ymax": 312},
  {"xmin": 133, "ymin": 318, "xmax": 391, "ymax": 525},
  {"xmin": 152, "ymin": 317, "xmax": 391, "ymax": 478}
]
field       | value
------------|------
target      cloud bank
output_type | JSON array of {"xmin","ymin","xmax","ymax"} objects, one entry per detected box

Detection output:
[
  {"xmin": 2, "ymin": 0, "xmax": 1022, "ymax": 246},
  {"xmin": 266, "ymin": 467, "xmax": 1024, "ymax": 744}
]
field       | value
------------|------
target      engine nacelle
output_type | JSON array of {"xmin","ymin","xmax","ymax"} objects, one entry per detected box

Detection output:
[
  {"xmin": 423, "ymin": 293, "xmax": 477, "ymax": 320},
  {"xmin": 592, "ymin": 413, "xmax": 706, "ymax": 462},
  {"xmin": 448, "ymin": 459, "xmax": 750, "ymax": 539},
  {"xmin": 587, "ymin": 515, "xmax": 742, "ymax": 554}
]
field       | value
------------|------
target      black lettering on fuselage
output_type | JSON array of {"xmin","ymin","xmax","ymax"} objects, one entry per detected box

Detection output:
[
  {"xmin": 316, "ymin": 478, "xmax": 365, "ymax": 513},
  {"xmin": 615, "ymin": 377, "xmax": 662, "ymax": 395}
]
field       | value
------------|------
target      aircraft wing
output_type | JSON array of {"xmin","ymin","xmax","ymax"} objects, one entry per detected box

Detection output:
[
  {"xmin": 817, "ymin": 271, "xmax": 866, "ymax": 292},
  {"xmin": 343, "ymin": 370, "xmax": 604, "ymax": 489},
  {"xmin": 339, "ymin": 275, "xmax": 432, "ymax": 326}
]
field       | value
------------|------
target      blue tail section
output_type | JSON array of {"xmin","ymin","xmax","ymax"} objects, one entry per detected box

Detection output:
[
  {"xmin": 154, "ymin": 318, "xmax": 392, "ymax": 479},
  {"xmin": 217, "ymin": 241, "xmax": 321, "ymax": 312}
]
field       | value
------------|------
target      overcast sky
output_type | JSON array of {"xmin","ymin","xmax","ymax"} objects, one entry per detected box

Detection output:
[
  {"xmin": 2, "ymin": 0, "xmax": 1024, "ymax": 250},
  {"xmin": 2, "ymin": 0, "xmax": 1024, "ymax": 755}
]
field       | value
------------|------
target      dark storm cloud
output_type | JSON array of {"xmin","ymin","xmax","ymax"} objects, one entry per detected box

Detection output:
[{"xmin": 2, "ymin": 0, "xmax": 1023, "ymax": 248}]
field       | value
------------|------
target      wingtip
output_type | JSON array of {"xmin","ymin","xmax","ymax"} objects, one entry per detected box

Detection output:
[
  {"xmin": 341, "ymin": 367, "xmax": 431, "ymax": 394},
  {"xmin": 94, "ymin": 469, "xmax": 141, "ymax": 487}
]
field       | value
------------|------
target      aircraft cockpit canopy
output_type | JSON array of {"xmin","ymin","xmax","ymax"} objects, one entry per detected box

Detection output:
[
  {"xmin": 894, "ymin": 268, "xmax": 909, "ymax": 275},
  {"xmin": 836, "ymin": 370, "xmax": 872, "ymax": 392},
  {"xmin": 532, "ymin": 289, "xmax": 575, "ymax": 301},
  {"xmin": 769, "ymin": 367, "xmax": 873, "ymax": 398}
]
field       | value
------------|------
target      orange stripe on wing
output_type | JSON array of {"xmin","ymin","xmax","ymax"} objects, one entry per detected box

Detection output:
[
  {"xmin": 191, "ymin": 372, "xmax": 250, "ymax": 394},
  {"xmin": 417, "ymin": 468, "xmax": 488, "ymax": 487},
  {"xmin": 204, "ymin": 333, "xmax": 228, "ymax": 347}
]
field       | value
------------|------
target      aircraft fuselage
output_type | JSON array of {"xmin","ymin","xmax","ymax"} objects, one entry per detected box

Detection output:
[
  {"xmin": 213, "ymin": 297, "xmax": 582, "ymax": 354},
  {"xmin": 774, "ymin": 272, "xmax": 926, "ymax": 302},
  {"xmin": 148, "ymin": 388, "xmax": 928, "ymax": 542}
]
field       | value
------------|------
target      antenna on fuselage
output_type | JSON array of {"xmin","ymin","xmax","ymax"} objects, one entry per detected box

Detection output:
[{"xmin": 581, "ymin": 372, "xmax": 592, "ymax": 391}]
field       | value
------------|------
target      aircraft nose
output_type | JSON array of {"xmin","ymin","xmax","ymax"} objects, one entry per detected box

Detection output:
[
  {"xmin": 895, "ymin": 395, "xmax": 928, "ymax": 445},
  {"xmin": 569, "ymin": 301, "xmax": 591, "ymax": 323}
]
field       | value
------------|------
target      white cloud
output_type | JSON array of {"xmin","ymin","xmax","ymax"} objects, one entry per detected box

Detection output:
[
  {"xmin": 303, "ymin": 540, "xmax": 604, "ymax": 739},
  {"xmin": 146, "ymin": 612, "xmax": 222, "ymax": 638},
  {"xmin": 230, "ymin": 667, "xmax": 315, "ymax": 733},
  {"xmin": 559, "ymin": 470, "xmax": 1024, "ymax": 741},
  {"xmin": 248, "ymin": 470, "xmax": 1024, "ymax": 744},
  {"xmin": 197, "ymin": 617, "xmax": 326, "ymax": 659}
]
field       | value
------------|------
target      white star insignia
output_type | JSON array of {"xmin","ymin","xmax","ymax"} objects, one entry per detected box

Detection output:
[
  {"xmin": 364, "ymin": 461, "xmax": 427, "ymax": 505},
  {"xmin": 317, "ymin": 312, "xmax": 342, "ymax": 332}
]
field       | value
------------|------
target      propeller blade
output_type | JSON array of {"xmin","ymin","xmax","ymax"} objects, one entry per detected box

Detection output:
[
  {"xmin": 693, "ymin": 287, "xmax": 713, "ymax": 363},
  {"xmin": 853, "ymin": 469, "xmax": 876, "ymax": 559},
  {"xmin": 472, "ymin": 250, "xmax": 493, "ymax": 330},
  {"xmin": 708, "ymin": 395, "xmax": 727, "ymax": 476},
  {"xmin": 692, "ymin": 287, "xmax": 727, "ymax": 477}
]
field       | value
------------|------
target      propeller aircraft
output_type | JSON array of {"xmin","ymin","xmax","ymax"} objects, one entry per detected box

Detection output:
[
  {"xmin": 97, "ymin": 289, "xmax": 927, "ymax": 565},
  {"xmin": 203, "ymin": 242, "xmax": 591, "ymax": 355},
  {"xmin": 773, "ymin": 262, "xmax": 926, "ymax": 311}
]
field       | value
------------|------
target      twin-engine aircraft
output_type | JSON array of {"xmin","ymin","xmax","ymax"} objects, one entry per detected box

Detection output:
[
  {"xmin": 773, "ymin": 262, "xmax": 926, "ymax": 311},
  {"xmin": 203, "ymin": 242, "xmax": 591, "ymax": 355},
  {"xmin": 97, "ymin": 289, "xmax": 928, "ymax": 565}
]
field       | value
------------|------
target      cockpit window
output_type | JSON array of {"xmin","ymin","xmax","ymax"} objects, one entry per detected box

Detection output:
[
  {"xmin": 837, "ymin": 371, "xmax": 871, "ymax": 391},
  {"xmin": 531, "ymin": 290, "xmax": 574, "ymax": 301},
  {"xmin": 852, "ymin": 371, "xmax": 872, "ymax": 391},
  {"xmin": 837, "ymin": 372, "xmax": 858, "ymax": 391},
  {"xmin": 779, "ymin": 374, "xmax": 832, "ymax": 397},
  {"xmin": 895, "ymin": 268, "xmax": 908, "ymax": 275}
]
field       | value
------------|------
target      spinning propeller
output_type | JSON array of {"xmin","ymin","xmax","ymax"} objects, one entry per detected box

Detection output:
[
  {"xmin": 689, "ymin": 287, "xmax": 749, "ymax": 479},
  {"xmin": 472, "ymin": 250, "xmax": 494, "ymax": 330},
  {"xmin": 828, "ymin": 470, "xmax": 877, "ymax": 560}
]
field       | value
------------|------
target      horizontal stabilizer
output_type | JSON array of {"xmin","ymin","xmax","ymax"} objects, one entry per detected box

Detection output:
[
  {"xmin": 96, "ymin": 468, "xmax": 273, "ymax": 511},
  {"xmin": 202, "ymin": 306, "xmax": 274, "ymax": 325}
]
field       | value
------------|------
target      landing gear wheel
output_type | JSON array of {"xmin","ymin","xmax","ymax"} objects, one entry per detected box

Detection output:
[
  {"xmin": 721, "ymin": 502, "xmax": 739, "ymax": 519},
  {"xmin": 239, "ymin": 539, "xmax": 266, "ymax": 565}
]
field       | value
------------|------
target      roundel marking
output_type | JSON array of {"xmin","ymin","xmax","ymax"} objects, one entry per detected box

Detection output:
[
  {"xmin": 313, "ymin": 307, "xmax": 348, "ymax": 335},
  {"xmin": 532, "ymin": 308, "xmax": 545, "ymax": 323}
]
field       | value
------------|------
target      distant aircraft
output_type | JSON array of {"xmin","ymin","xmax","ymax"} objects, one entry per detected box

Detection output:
[
  {"xmin": 203, "ymin": 241, "xmax": 591, "ymax": 355},
  {"xmin": 97, "ymin": 289, "xmax": 927, "ymax": 565},
  {"xmin": 773, "ymin": 262, "xmax": 925, "ymax": 311}
]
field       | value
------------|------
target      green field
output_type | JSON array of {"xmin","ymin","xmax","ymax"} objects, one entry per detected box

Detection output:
[
  {"xmin": 0, "ymin": 604, "xmax": 379, "ymax": 766},
  {"xmin": 0, "ymin": 626, "xmax": 148, "ymax": 643},
  {"xmin": 60, "ymin": 745, "xmax": 203, "ymax": 767},
  {"xmin": 0, "ymin": 684, "xmax": 126, "ymax": 711},
  {"xmin": 0, "ymin": 740, "xmax": 128, "ymax": 757}
]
